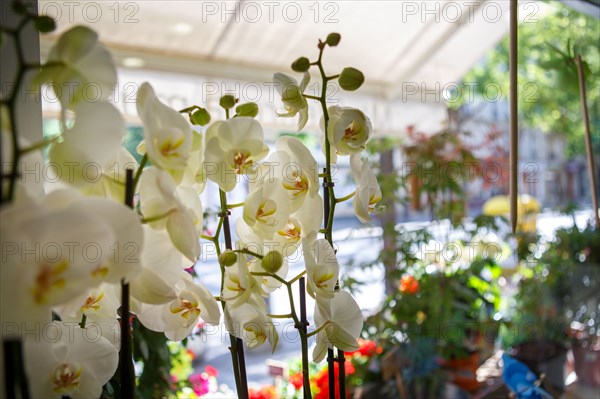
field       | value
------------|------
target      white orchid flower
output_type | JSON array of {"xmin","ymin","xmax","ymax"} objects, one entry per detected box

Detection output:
[
  {"xmin": 54, "ymin": 283, "xmax": 119, "ymax": 323},
  {"xmin": 312, "ymin": 290, "xmax": 363, "ymax": 362},
  {"xmin": 0, "ymin": 192, "xmax": 115, "ymax": 326},
  {"xmin": 225, "ymin": 297, "xmax": 278, "ymax": 352},
  {"xmin": 84, "ymin": 147, "xmax": 138, "ymax": 201},
  {"xmin": 129, "ymin": 227, "xmax": 185, "ymax": 305},
  {"xmin": 323, "ymin": 106, "xmax": 372, "ymax": 156},
  {"xmin": 266, "ymin": 136, "xmax": 320, "ymax": 211},
  {"xmin": 39, "ymin": 189, "xmax": 143, "ymax": 284},
  {"xmin": 274, "ymin": 72, "xmax": 310, "ymax": 131},
  {"xmin": 24, "ymin": 322, "xmax": 118, "ymax": 399},
  {"xmin": 204, "ymin": 117, "xmax": 269, "ymax": 192},
  {"xmin": 137, "ymin": 272, "xmax": 220, "ymax": 341},
  {"xmin": 350, "ymin": 154, "xmax": 383, "ymax": 223},
  {"xmin": 243, "ymin": 178, "xmax": 292, "ymax": 240},
  {"xmin": 35, "ymin": 26, "xmax": 117, "ymax": 110},
  {"xmin": 303, "ymin": 236, "xmax": 339, "ymax": 299},
  {"xmin": 138, "ymin": 167, "xmax": 202, "ymax": 261},
  {"xmin": 136, "ymin": 82, "xmax": 193, "ymax": 172},
  {"xmin": 221, "ymin": 252, "xmax": 262, "ymax": 307},
  {"xmin": 248, "ymin": 255, "xmax": 289, "ymax": 293},
  {"xmin": 48, "ymin": 101, "xmax": 125, "ymax": 188}
]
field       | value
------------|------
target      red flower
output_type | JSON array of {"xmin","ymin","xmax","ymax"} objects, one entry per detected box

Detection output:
[
  {"xmin": 312, "ymin": 362, "xmax": 356, "ymax": 399},
  {"xmin": 289, "ymin": 371, "xmax": 304, "ymax": 390},
  {"xmin": 399, "ymin": 275, "xmax": 419, "ymax": 294},
  {"xmin": 249, "ymin": 386, "xmax": 277, "ymax": 399},
  {"xmin": 346, "ymin": 339, "xmax": 383, "ymax": 357},
  {"xmin": 204, "ymin": 365, "xmax": 218, "ymax": 377}
]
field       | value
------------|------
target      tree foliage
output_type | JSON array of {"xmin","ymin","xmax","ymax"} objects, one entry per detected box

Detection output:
[{"xmin": 461, "ymin": 1, "xmax": 599, "ymax": 157}]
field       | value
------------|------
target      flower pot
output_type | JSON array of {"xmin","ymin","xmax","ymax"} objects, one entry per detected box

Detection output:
[
  {"xmin": 509, "ymin": 340, "xmax": 567, "ymax": 395},
  {"xmin": 572, "ymin": 340, "xmax": 600, "ymax": 387}
]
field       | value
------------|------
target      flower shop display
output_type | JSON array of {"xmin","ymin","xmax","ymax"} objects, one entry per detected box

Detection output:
[{"xmin": 1, "ymin": 4, "xmax": 379, "ymax": 398}]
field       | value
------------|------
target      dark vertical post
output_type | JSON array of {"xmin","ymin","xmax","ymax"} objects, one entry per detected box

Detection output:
[
  {"xmin": 380, "ymin": 148, "xmax": 397, "ymax": 295},
  {"xmin": 338, "ymin": 350, "xmax": 346, "ymax": 399},
  {"xmin": 509, "ymin": 0, "xmax": 519, "ymax": 233},
  {"xmin": 323, "ymin": 168, "xmax": 337, "ymax": 399},
  {"xmin": 219, "ymin": 195, "xmax": 249, "ymax": 399},
  {"xmin": 299, "ymin": 277, "xmax": 311, "ymax": 399},
  {"xmin": 575, "ymin": 55, "xmax": 600, "ymax": 228},
  {"xmin": 3, "ymin": 339, "xmax": 30, "ymax": 399},
  {"xmin": 120, "ymin": 168, "xmax": 135, "ymax": 398}
]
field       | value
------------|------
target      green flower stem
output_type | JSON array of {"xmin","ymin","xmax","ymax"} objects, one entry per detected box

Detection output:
[
  {"xmin": 132, "ymin": 153, "xmax": 148, "ymax": 192},
  {"xmin": 140, "ymin": 208, "xmax": 176, "ymax": 224},
  {"xmin": 316, "ymin": 44, "xmax": 337, "ymax": 246},
  {"xmin": 303, "ymin": 94, "xmax": 321, "ymax": 101},
  {"xmin": 288, "ymin": 270, "xmax": 307, "ymax": 285},
  {"xmin": 19, "ymin": 135, "xmax": 60, "ymax": 154},
  {"xmin": 200, "ymin": 234, "xmax": 215, "ymax": 241},
  {"xmin": 336, "ymin": 191, "xmax": 356, "ymax": 203},
  {"xmin": 306, "ymin": 321, "xmax": 330, "ymax": 338},
  {"xmin": 227, "ymin": 202, "xmax": 244, "ymax": 209},
  {"xmin": 267, "ymin": 313, "xmax": 293, "ymax": 319},
  {"xmin": 234, "ymin": 248, "xmax": 263, "ymax": 259},
  {"xmin": 3, "ymin": 17, "xmax": 31, "ymax": 203},
  {"xmin": 217, "ymin": 187, "xmax": 249, "ymax": 399}
]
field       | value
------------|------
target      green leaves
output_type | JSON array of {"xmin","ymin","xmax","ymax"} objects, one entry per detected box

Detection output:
[
  {"xmin": 338, "ymin": 67, "xmax": 364, "ymax": 91},
  {"xmin": 291, "ymin": 57, "xmax": 310, "ymax": 72}
]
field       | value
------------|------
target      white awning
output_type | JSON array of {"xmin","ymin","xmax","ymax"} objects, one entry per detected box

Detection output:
[{"xmin": 38, "ymin": 0, "xmax": 520, "ymax": 137}]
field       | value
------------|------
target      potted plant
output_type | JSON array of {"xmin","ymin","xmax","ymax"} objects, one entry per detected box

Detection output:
[
  {"xmin": 553, "ymin": 221, "xmax": 600, "ymax": 387},
  {"xmin": 365, "ymin": 247, "xmax": 503, "ymax": 398}
]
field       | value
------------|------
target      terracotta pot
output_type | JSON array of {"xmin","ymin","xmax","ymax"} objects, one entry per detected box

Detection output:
[
  {"xmin": 443, "ymin": 352, "xmax": 481, "ymax": 393},
  {"xmin": 572, "ymin": 341, "xmax": 600, "ymax": 387}
]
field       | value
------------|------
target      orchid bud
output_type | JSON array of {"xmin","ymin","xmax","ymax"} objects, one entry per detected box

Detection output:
[
  {"xmin": 261, "ymin": 250, "xmax": 283, "ymax": 273},
  {"xmin": 219, "ymin": 95, "xmax": 237, "ymax": 110},
  {"xmin": 219, "ymin": 250, "xmax": 237, "ymax": 267},
  {"xmin": 190, "ymin": 108, "xmax": 211, "ymax": 126},
  {"xmin": 338, "ymin": 67, "xmax": 364, "ymax": 91},
  {"xmin": 326, "ymin": 33, "xmax": 341, "ymax": 47},
  {"xmin": 34, "ymin": 16, "xmax": 56, "ymax": 33},
  {"xmin": 291, "ymin": 57, "xmax": 310, "ymax": 72},
  {"xmin": 236, "ymin": 102, "xmax": 259, "ymax": 118}
]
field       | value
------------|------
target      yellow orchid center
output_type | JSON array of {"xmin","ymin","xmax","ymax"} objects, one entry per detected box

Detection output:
[
  {"xmin": 244, "ymin": 325, "xmax": 267, "ymax": 347},
  {"xmin": 232, "ymin": 150, "xmax": 253, "ymax": 174},
  {"xmin": 369, "ymin": 192, "xmax": 382, "ymax": 211},
  {"xmin": 32, "ymin": 259, "xmax": 68, "ymax": 305},
  {"xmin": 255, "ymin": 200, "xmax": 277, "ymax": 226},
  {"xmin": 283, "ymin": 171, "xmax": 309, "ymax": 198},
  {"xmin": 277, "ymin": 221, "xmax": 301, "ymax": 242},
  {"xmin": 158, "ymin": 136, "xmax": 184, "ymax": 158},
  {"xmin": 343, "ymin": 121, "xmax": 361, "ymax": 142},
  {"xmin": 81, "ymin": 292, "xmax": 105, "ymax": 313},
  {"xmin": 52, "ymin": 363, "xmax": 81, "ymax": 393},
  {"xmin": 170, "ymin": 293, "xmax": 201, "ymax": 322},
  {"xmin": 316, "ymin": 272, "xmax": 334, "ymax": 288}
]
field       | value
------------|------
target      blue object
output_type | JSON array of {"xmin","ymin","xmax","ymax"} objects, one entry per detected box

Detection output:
[{"xmin": 502, "ymin": 354, "xmax": 552, "ymax": 399}]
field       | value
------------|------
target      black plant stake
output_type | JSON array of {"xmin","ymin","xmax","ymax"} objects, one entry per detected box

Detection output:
[{"xmin": 120, "ymin": 168, "xmax": 135, "ymax": 398}]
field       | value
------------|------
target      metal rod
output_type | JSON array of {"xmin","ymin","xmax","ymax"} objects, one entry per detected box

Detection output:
[
  {"xmin": 120, "ymin": 168, "xmax": 135, "ymax": 398},
  {"xmin": 509, "ymin": 0, "xmax": 519, "ymax": 234},
  {"xmin": 575, "ymin": 54, "xmax": 600, "ymax": 228}
]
